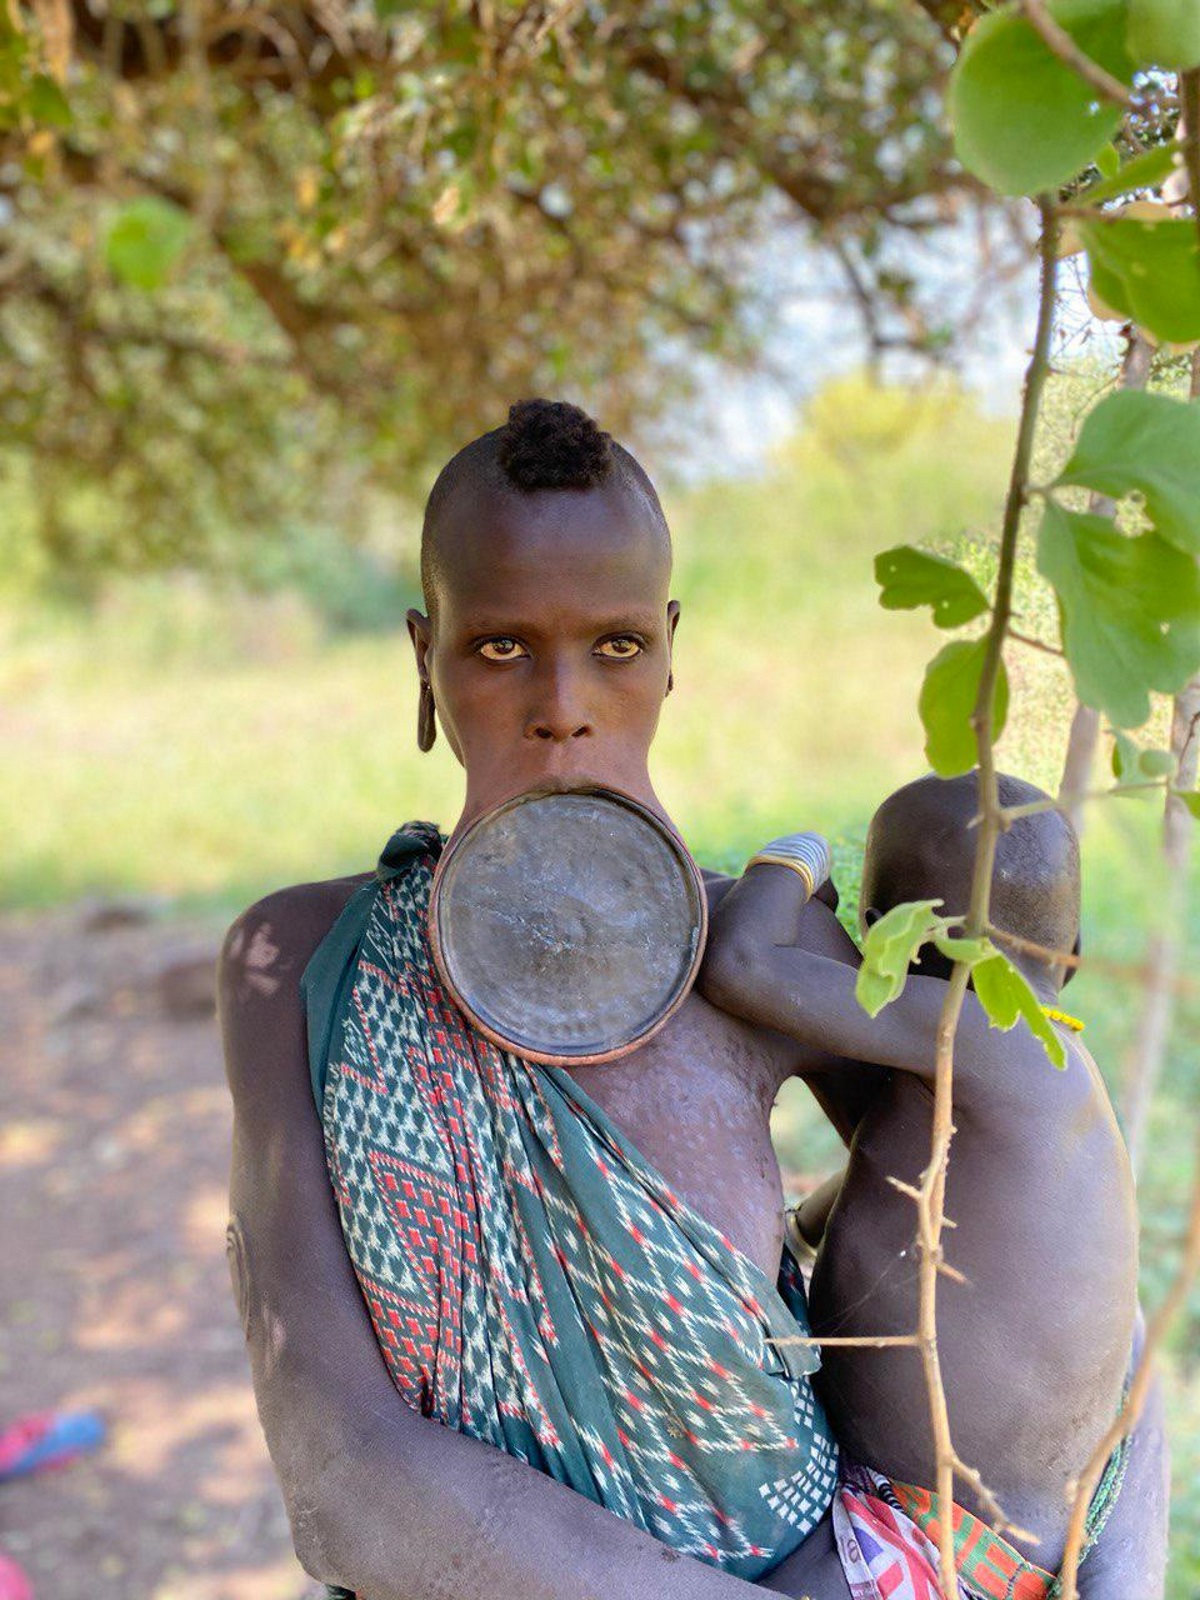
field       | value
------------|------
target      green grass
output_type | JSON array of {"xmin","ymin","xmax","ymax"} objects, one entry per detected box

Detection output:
[{"xmin": 2, "ymin": 371, "xmax": 1197, "ymax": 1587}]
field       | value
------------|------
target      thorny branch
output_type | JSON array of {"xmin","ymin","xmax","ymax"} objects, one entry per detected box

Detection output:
[
  {"xmin": 987, "ymin": 925, "xmax": 1200, "ymax": 998},
  {"xmin": 906, "ymin": 196, "xmax": 1062, "ymax": 1596}
]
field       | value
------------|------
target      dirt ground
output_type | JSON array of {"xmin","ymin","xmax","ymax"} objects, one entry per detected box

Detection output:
[{"xmin": 0, "ymin": 903, "xmax": 319, "ymax": 1600}]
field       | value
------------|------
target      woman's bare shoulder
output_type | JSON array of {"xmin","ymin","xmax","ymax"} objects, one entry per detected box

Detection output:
[{"xmin": 218, "ymin": 871, "xmax": 373, "ymax": 1026}]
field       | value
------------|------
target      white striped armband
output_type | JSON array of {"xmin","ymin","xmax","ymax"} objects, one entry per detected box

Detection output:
[{"xmin": 745, "ymin": 832, "xmax": 832, "ymax": 902}]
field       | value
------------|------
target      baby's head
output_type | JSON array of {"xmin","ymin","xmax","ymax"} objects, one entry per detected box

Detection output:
[{"xmin": 860, "ymin": 772, "xmax": 1081, "ymax": 993}]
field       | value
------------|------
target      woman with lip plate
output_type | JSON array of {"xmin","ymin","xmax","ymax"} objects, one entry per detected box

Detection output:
[{"xmin": 218, "ymin": 400, "xmax": 1166, "ymax": 1600}]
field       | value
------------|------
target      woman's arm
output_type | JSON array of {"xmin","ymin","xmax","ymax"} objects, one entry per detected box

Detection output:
[
  {"xmin": 218, "ymin": 886, "xmax": 854, "ymax": 1600},
  {"xmin": 700, "ymin": 863, "xmax": 1011, "ymax": 1089},
  {"xmin": 794, "ymin": 1170, "xmax": 847, "ymax": 1251},
  {"xmin": 1075, "ymin": 1311, "xmax": 1170, "ymax": 1600}
]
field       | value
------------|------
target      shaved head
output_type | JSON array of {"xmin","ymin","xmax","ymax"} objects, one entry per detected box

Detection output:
[
  {"xmin": 863, "ymin": 772, "xmax": 1081, "ymax": 982},
  {"xmin": 420, "ymin": 399, "xmax": 671, "ymax": 625}
]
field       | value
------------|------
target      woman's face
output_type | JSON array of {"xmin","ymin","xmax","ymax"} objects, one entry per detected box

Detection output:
[{"xmin": 408, "ymin": 478, "xmax": 679, "ymax": 834}]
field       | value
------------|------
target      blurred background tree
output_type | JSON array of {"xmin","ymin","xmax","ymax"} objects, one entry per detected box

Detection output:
[
  {"xmin": 4, "ymin": 7, "xmax": 1200, "ymax": 1594},
  {"xmin": 0, "ymin": 0, "xmax": 996, "ymax": 589}
]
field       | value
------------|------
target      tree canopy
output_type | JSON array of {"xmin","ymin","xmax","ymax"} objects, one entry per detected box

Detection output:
[{"xmin": 0, "ymin": 0, "xmax": 984, "ymax": 578}]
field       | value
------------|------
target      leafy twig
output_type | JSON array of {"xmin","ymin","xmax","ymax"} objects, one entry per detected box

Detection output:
[
  {"xmin": 911, "ymin": 196, "xmax": 1063, "ymax": 1597},
  {"xmin": 1008, "ymin": 628, "xmax": 1063, "ymax": 657},
  {"xmin": 1022, "ymin": 1, "xmax": 1133, "ymax": 107},
  {"xmin": 1060, "ymin": 98, "xmax": 1200, "ymax": 1597},
  {"xmin": 1003, "ymin": 780, "xmax": 1170, "ymax": 821},
  {"xmin": 987, "ymin": 924, "xmax": 1200, "ymax": 999}
]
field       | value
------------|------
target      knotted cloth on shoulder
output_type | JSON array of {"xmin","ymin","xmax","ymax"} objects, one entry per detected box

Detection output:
[{"xmin": 301, "ymin": 821, "xmax": 839, "ymax": 1578}]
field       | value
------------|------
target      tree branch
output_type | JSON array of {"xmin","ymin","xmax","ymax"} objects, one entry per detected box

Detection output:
[
  {"xmin": 1022, "ymin": 0, "xmax": 1133, "ymax": 107},
  {"xmin": 909, "ymin": 0, "xmax": 986, "ymax": 46},
  {"xmin": 912, "ymin": 195, "xmax": 1061, "ymax": 1596}
]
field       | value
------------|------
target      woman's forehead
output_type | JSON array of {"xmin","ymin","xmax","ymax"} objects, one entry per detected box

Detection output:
[
  {"xmin": 441, "ymin": 565, "xmax": 667, "ymax": 637},
  {"xmin": 432, "ymin": 483, "xmax": 671, "ymax": 619}
]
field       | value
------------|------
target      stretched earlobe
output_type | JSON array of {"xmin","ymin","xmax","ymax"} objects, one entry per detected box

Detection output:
[{"xmin": 417, "ymin": 679, "xmax": 437, "ymax": 752}]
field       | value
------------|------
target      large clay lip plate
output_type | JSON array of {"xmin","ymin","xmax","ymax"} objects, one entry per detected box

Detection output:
[{"xmin": 427, "ymin": 786, "xmax": 708, "ymax": 1066}]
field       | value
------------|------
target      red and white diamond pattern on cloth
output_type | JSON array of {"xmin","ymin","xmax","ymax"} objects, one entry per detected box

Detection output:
[{"xmin": 320, "ymin": 840, "xmax": 839, "ymax": 1578}]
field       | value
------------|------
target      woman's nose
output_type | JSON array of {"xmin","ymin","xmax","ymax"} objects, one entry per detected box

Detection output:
[{"xmin": 524, "ymin": 664, "xmax": 593, "ymax": 743}]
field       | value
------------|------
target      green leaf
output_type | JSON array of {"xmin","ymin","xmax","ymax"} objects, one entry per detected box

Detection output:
[
  {"xmin": 875, "ymin": 545, "xmax": 990, "ymax": 628},
  {"xmin": 1079, "ymin": 140, "xmax": 1184, "ymax": 204},
  {"xmin": 950, "ymin": 0, "xmax": 1136, "ymax": 197},
  {"xmin": 857, "ymin": 899, "xmax": 947, "ymax": 1016},
  {"xmin": 1037, "ymin": 501, "xmax": 1200, "ymax": 727},
  {"xmin": 1095, "ymin": 142, "xmax": 1121, "ymax": 179},
  {"xmin": 0, "ymin": 32, "xmax": 27, "ymax": 104},
  {"xmin": 104, "ymin": 197, "xmax": 193, "ymax": 291},
  {"xmin": 1173, "ymin": 789, "xmax": 1200, "ymax": 818},
  {"xmin": 1111, "ymin": 731, "xmax": 1176, "ymax": 783},
  {"xmin": 972, "ymin": 953, "xmax": 1067, "ymax": 1069},
  {"xmin": 971, "ymin": 953, "xmax": 1024, "ymax": 1027},
  {"xmin": 856, "ymin": 964, "xmax": 900, "ymax": 1017},
  {"xmin": 919, "ymin": 638, "xmax": 1010, "ymax": 776},
  {"xmin": 1138, "ymin": 748, "xmax": 1177, "ymax": 778},
  {"xmin": 932, "ymin": 931, "xmax": 996, "ymax": 966},
  {"xmin": 1056, "ymin": 390, "xmax": 1200, "ymax": 555},
  {"xmin": 1111, "ymin": 728, "xmax": 1138, "ymax": 778},
  {"xmin": 28, "ymin": 73, "xmax": 71, "ymax": 128},
  {"xmin": 1126, "ymin": 0, "xmax": 1200, "ymax": 67},
  {"xmin": 1079, "ymin": 214, "xmax": 1200, "ymax": 344}
]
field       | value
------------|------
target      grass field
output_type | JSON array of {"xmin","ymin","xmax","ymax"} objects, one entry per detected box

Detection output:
[{"xmin": 3, "ymin": 373, "xmax": 1197, "ymax": 1589}]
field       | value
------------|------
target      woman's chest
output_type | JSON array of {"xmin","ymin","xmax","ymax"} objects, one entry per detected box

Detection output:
[{"xmin": 563, "ymin": 991, "xmax": 793, "ymax": 1276}]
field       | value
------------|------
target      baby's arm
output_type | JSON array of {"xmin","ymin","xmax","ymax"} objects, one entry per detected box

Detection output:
[
  {"xmin": 792, "ymin": 1170, "xmax": 846, "ymax": 1251},
  {"xmin": 699, "ymin": 860, "xmax": 1003, "ymax": 1088}
]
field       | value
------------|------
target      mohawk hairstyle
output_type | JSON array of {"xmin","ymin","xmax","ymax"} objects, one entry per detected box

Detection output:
[
  {"xmin": 497, "ymin": 398, "xmax": 615, "ymax": 491},
  {"xmin": 418, "ymin": 397, "xmax": 670, "ymax": 624}
]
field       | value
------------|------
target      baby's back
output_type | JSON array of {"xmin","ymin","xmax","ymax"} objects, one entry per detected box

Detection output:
[{"xmin": 808, "ymin": 1031, "xmax": 1136, "ymax": 1570}]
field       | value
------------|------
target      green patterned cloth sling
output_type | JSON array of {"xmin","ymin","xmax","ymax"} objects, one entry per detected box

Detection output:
[{"xmin": 302, "ymin": 821, "xmax": 840, "ymax": 1584}]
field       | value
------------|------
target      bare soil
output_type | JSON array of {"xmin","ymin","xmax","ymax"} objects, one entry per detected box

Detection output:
[{"xmin": 0, "ymin": 904, "xmax": 317, "ymax": 1600}]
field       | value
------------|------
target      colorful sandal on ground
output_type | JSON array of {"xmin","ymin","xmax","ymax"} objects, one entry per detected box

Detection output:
[{"xmin": 0, "ymin": 1410, "xmax": 105, "ymax": 1484}]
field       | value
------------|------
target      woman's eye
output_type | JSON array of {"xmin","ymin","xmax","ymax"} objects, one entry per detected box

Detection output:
[
  {"xmin": 477, "ymin": 638, "xmax": 528, "ymax": 661},
  {"xmin": 596, "ymin": 637, "xmax": 643, "ymax": 660}
]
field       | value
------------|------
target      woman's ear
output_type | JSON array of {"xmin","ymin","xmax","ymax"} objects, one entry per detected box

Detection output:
[{"xmin": 407, "ymin": 607, "xmax": 431, "ymax": 679}]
